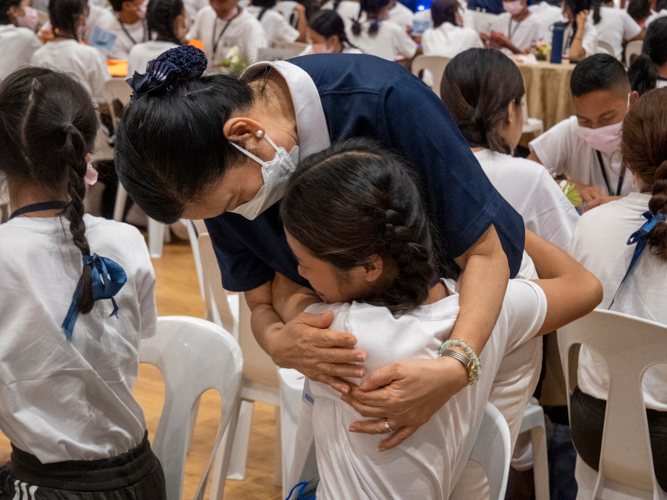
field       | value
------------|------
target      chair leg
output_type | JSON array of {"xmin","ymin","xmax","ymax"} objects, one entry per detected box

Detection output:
[
  {"xmin": 225, "ymin": 399, "xmax": 254, "ymax": 480},
  {"xmin": 210, "ymin": 397, "xmax": 242, "ymax": 500},
  {"xmin": 113, "ymin": 183, "xmax": 128, "ymax": 222},
  {"xmin": 531, "ymin": 424, "xmax": 550, "ymax": 500},
  {"xmin": 148, "ymin": 218, "xmax": 165, "ymax": 258},
  {"xmin": 275, "ymin": 406, "xmax": 283, "ymax": 487}
]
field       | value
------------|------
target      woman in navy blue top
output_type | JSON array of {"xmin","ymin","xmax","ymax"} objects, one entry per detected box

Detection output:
[{"xmin": 116, "ymin": 47, "xmax": 525, "ymax": 449}]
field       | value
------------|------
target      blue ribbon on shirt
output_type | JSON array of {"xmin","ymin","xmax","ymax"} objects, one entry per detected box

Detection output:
[
  {"xmin": 609, "ymin": 210, "xmax": 666, "ymax": 309},
  {"xmin": 61, "ymin": 254, "xmax": 127, "ymax": 340}
]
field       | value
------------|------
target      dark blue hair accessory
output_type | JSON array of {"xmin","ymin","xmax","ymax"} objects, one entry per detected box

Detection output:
[{"xmin": 127, "ymin": 45, "xmax": 209, "ymax": 100}]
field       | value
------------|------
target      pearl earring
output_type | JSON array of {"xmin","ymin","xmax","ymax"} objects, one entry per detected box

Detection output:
[{"xmin": 255, "ymin": 130, "xmax": 265, "ymax": 138}]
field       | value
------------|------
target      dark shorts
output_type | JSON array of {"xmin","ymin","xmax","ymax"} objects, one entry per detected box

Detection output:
[
  {"xmin": 0, "ymin": 432, "xmax": 166, "ymax": 500},
  {"xmin": 570, "ymin": 386, "xmax": 667, "ymax": 492}
]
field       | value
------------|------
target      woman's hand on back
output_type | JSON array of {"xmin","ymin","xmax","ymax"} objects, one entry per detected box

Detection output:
[{"xmin": 342, "ymin": 356, "xmax": 469, "ymax": 450}]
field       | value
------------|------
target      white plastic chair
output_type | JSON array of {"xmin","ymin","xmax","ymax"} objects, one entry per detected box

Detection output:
[
  {"xmin": 140, "ymin": 316, "xmax": 243, "ymax": 500},
  {"xmin": 626, "ymin": 39, "xmax": 643, "ymax": 68},
  {"xmin": 274, "ymin": 41, "xmax": 309, "ymax": 57},
  {"xmin": 104, "ymin": 80, "xmax": 165, "ymax": 258},
  {"xmin": 522, "ymin": 95, "xmax": 544, "ymax": 136},
  {"xmin": 596, "ymin": 40, "xmax": 615, "ymax": 56},
  {"xmin": 411, "ymin": 55, "xmax": 451, "ymax": 98},
  {"xmin": 0, "ymin": 174, "xmax": 9, "ymax": 223},
  {"xmin": 274, "ymin": 0, "xmax": 299, "ymax": 27},
  {"xmin": 558, "ymin": 310, "xmax": 667, "ymax": 500},
  {"xmin": 519, "ymin": 399, "xmax": 550, "ymax": 500},
  {"xmin": 192, "ymin": 229, "xmax": 306, "ymax": 499}
]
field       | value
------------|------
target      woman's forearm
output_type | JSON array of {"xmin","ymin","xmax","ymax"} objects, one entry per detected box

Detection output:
[{"xmin": 452, "ymin": 225, "xmax": 509, "ymax": 355}]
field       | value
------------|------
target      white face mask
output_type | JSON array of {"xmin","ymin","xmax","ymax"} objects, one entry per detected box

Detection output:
[
  {"xmin": 230, "ymin": 133, "xmax": 299, "ymax": 220},
  {"xmin": 577, "ymin": 120, "xmax": 623, "ymax": 154},
  {"xmin": 503, "ymin": 0, "xmax": 524, "ymax": 15}
]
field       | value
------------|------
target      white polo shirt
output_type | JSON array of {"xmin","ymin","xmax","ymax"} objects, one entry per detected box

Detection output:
[
  {"xmin": 388, "ymin": 1, "xmax": 414, "ymax": 30},
  {"xmin": 591, "ymin": 6, "xmax": 641, "ymax": 60},
  {"xmin": 31, "ymin": 39, "xmax": 111, "ymax": 101},
  {"xmin": 0, "ymin": 215, "xmax": 157, "ymax": 463},
  {"xmin": 187, "ymin": 6, "xmax": 267, "ymax": 65},
  {"xmin": 247, "ymin": 5, "xmax": 299, "ymax": 45},
  {"xmin": 93, "ymin": 10, "xmax": 148, "ymax": 60},
  {"xmin": 0, "ymin": 24, "xmax": 42, "ymax": 80},
  {"xmin": 529, "ymin": 115, "xmax": 634, "ymax": 196},
  {"xmin": 474, "ymin": 149, "xmax": 579, "ymax": 252},
  {"xmin": 348, "ymin": 19, "xmax": 417, "ymax": 61},
  {"xmin": 570, "ymin": 193, "xmax": 667, "ymax": 412},
  {"xmin": 422, "ymin": 22, "xmax": 483, "ymax": 58},
  {"xmin": 127, "ymin": 40, "xmax": 178, "ymax": 77},
  {"xmin": 490, "ymin": 12, "xmax": 550, "ymax": 55}
]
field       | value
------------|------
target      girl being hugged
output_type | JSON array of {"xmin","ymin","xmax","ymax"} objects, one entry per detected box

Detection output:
[
  {"xmin": 0, "ymin": 68, "xmax": 165, "ymax": 499},
  {"xmin": 280, "ymin": 138, "xmax": 601, "ymax": 499}
]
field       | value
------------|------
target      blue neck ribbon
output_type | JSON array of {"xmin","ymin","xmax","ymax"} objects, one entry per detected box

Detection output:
[
  {"xmin": 609, "ymin": 210, "xmax": 666, "ymax": 309},
  {"xmin": 61, "ymin": 253, "xmax": 127, "ymax": 340}
]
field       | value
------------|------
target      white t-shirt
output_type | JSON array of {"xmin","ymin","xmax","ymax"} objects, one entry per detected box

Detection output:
[
  {"xmin": 348, "ymin": 19, "xmax": 417, "ymax": 61},
  {"xmin": 529, "ymin": 115, "xmax": 634, "ymax": 196},
  {"xmin": 0, "ymin": 24, "xmax": 42, "ymax": 80},
  {"xmin": 304, "ymin": 279, "xmax": 547, "ymax": 500},
  {"xmin": 474, "ymin": 149, "xmax": 579, "ymax": 252},
  {"xmin": 591, "ymin": 7, "xmax": 641, "ymax": 60},
  {"xmin": 561, "ymin": 17, "xmax": 598, "ymax": 58},
  {"xmin": 247, "ymin": 5, "xmax": 299, "ymax": 45},
  {"xmin": 422, "ymin": 22, "xmax": 483, "ymax": 58},
  {"xmin": 127, "ymin": 40, "xmax": 179, "ymax": 77},
  {"xmin": 646, "ymin": 8, "xmax": 667, "ymax": 26},
  {"xmin": 183, "ymin": 0, "xmax": 211, "ymax": 24},
  {"xmin": 30, "ymin": 39, "xmax": 111, "ymax": 101},
  {"xmin": 529, "ymin": 2, "xmax": 563, "ymax": 28},
  {"xmin": 94, "ymin": 10, "xmax": 148, "ymax": 60},
  {"xmin": 490, "ymin": 12, "xmax": 550, "ymax": 55},
  {"xmin": 388, "ymin": 1, "xmax": 414, "ymax": 29},
  {"xmin": 570, "ymin": 193, "xmax": 667, "ymax": 411},
  {"xmin": 0, "ymin": 215, "xmax": 157, "ymax": 463},
  {"xmin": 187, "ymin": 6, "xmax": 267, "ymax": 65}
]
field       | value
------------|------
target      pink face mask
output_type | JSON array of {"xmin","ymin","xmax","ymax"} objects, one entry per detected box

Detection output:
[
  {"xmin": 18, "ymin": 6, "xmax": 39, "ymax": 31},
  {"xmin": 502, "ymin": 0, "xmax": 524, "ymax": 15},
  {"xmin": 577, "ymin": 121, "xmax": 623, "ymax": 154},
  {"xmin": 311, "ymin": 43, "xmax": 334, "ymax": 54}
]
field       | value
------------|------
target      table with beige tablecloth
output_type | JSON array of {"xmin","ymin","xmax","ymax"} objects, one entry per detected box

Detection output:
[{"xmin": 515, "ymin": 58, "xmax": 576, "ymax": 132}]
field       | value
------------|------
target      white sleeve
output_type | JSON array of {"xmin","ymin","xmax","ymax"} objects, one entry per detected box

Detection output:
[
  {"xmin": 90, "ymin": 49, "xmax": 112, "ymax": 102},
  {"xmin": 187, "ymin": 8, "xmax": 206, "ymax": 40},
  {"xmin": 528, "ymin": 117, "xmax": 575, "ymax": 177},
  {"xmin": 621, "ymin": 10, "xmax": 642, "ymax": 40},
  {"xmin": 29, "ymin": 33, "xmax": 43, "ymax": 55},
  {"xmin": 503, "ymin": 280, "xmax": 548, "ymax": 352},
  {"xmin": 468, "ymin": 30, "xmax": 484, "ymax": 49},
  {"xmin": 535, "ymin": 18, "xmax": 550, "ymax": 43},
  {"xmin": 269, "ymin": 12, "xmax": 300, "ymax": 43},
  {"xmin": 393, "ymin": 24, "xmax": 418, "ymax": 58},
  {"xmin": 582, "ymin": 20, "xmax": 598, "ymax": 56}
]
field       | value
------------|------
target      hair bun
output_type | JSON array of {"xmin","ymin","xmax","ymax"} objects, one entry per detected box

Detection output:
[{"xmin": 127, "ymin": 45, "xmax": 208, "ymax": 99}]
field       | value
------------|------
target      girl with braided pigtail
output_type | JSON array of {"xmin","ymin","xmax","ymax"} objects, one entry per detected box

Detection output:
[
  {"xmin": 569, "ymin": 87, "xmax": 667, "ymax": 494},
  {"xmin": 279, "ymin": 138, "xmax": 601, "ymax": 499},
  {"xmin": 0, "ymin": 67, "xmax": 165, "ymax": 499}
]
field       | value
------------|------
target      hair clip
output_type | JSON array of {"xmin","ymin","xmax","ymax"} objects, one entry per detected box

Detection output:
[{"xmin": 183, "ymin": 86, "xmax": 214, "ymax": 97}]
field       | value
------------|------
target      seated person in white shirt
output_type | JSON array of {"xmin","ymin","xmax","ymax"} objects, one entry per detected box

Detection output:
[
  {"xmin": 349, "ymin": 0, "xmax": 417, "ymax": 61},
  {"xmin": 441, "ymin": 48, "xmax": 579, "ymax": 251},
  {"xmin": 421, "ymin": 0, "xmax": 483, "ymax": 58},
  {"xmin": 187, "ymin": 0, "xmax": 267, "ymax": 67},
  {"xmin": 568, "ymin": 87, "xmax": 667, "ymax": 495},
  {"xmin": 594, "ymin": 0, "xmax": 643, "ymax": 61},
  {"xmin": 31, "ymin": 0, "xmax": 110, "ymax": 102},
  {"xmin": 629, "ymin": 17, "xmax": 667, "ymax": 95},
  {"xmin": 627, "ymin": 0, "xmax": 652, "ymax": 28},
  {"xmin": 127, "ymin": 0, "xmax": 186, "ymax": 77},
  {"xmin": 481, "ymin": 0, "xmax": 550, "ymax": 55},
  {"xmin": 92, "ymin": 0, "xmax": 147, "ymax": 60},
  {"xmin": 301, "ymin": 9, "xmax": 363, "ymax": 54},
  {"xmin": 529, "ymin": 0, "xmax": 563, "ymax": 27},
  {"xmin": 0, "ymin": 0, "xmax": 42, "ymax": 80},
  {"xmin": 529, "ymin": 55, "xmax": 636, "ymax": 212},
  {"xmin": 247, "ymin": 0, "xmax": 307, "ymax": 45},
  {"xmin": 559, "ymin": 0, "xmax": 598, "ymax": 60},
  {"xmin": 279, "ymin": 138, "xmax": 601, "ymax": 499},
  {"xmin": 321, "ymin": 0, "xmax": 362, "ymax": 33},
  {"xmin": 387, "ymin": 0, "xmax": 413, "ymax": 31}
]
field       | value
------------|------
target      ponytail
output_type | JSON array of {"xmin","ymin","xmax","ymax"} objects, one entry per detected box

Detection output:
[
  {"xmin": 309, "ymin": 9, "xmax": 359, "ymax": 49},
  {"xmin": 629, "ymin": 18, "xmax": 667, "ymax": 95},
  {"xmin": 591, "ymin": 0, "xmax": 601, "ymax": 24},
  {"xmin": 147, "ymin": 0, "xmax": 185, "ymax": 45},
  {"xmin": 251, "ymin": 0, "xmax": 276, "ymax": 21},
  {"xmin": 629, "ymin": 54, "xmax": 658, "ymax": 96},
  {"xmin": 352, "ymin": 0, "xmax": 390, "ymax": 36}
]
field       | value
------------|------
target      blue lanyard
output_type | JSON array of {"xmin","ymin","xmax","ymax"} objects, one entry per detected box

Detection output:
[
  {"xmin": 609, "ymin": 210, "xmax": 666, "ymax": 309},
  {"xmin": 10, "ymin": 201, "xmax": 69, "ymax": 220}
]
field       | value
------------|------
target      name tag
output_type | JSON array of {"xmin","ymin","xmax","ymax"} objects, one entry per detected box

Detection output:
[
  {"xmin": 91, "ymin": 27, "xmax": 116, "ymax": 52},
  {"xmin": 302, "ymin": 378, "xmax": 315, "ymax": 407}
]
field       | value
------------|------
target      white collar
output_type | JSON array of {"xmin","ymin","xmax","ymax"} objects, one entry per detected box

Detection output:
[
  {"xmin": 241, "ymin": 60, "xmax": 331, "ymax": 161},
  {"xmin": 0, "ymin": 24, "xmax": 17, "ymax": 33}
]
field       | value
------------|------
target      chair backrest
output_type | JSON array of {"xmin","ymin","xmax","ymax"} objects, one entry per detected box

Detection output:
[
  {"xmin": 274, "ymin": 41, "xmax": 309, "ymax": 57},
  {"xmin": 466, "ymin": 402, "xmax": 512, "ymax": 500},
  {"xmin": 274, "ymin": 0, "xmax": 299, "ymax": 26},
  {"xmin": 197, "ymin": 232, "xmax": 280, "ymax": 388},
  {"xmin": 558, "ymin": 310, "xmax": 667, "ymax": 498},
  {"xmin": 410, "ymin": 55, "xmax": 450, "ymax": 98},
  {"xmin": 140, "ymin": 316, "xmax": 243, "ymax": 500},
  {"xmin": 185, "ymin": 220, "xmax": 209, "ymax": 306},
  {"xmin": 626, "ymin": 39, "xmax": 643, "ymax": 68},
  {"xmin": 596, "ymin": 40, "xmax": 614, "ymax": 56},
  {"xmin": 36, "ymin": 9, "xmax": 49, "ymax": 26},
  {"xmin": 103, "ymin": 80, "xmax": 133, "ymax": 134}
]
